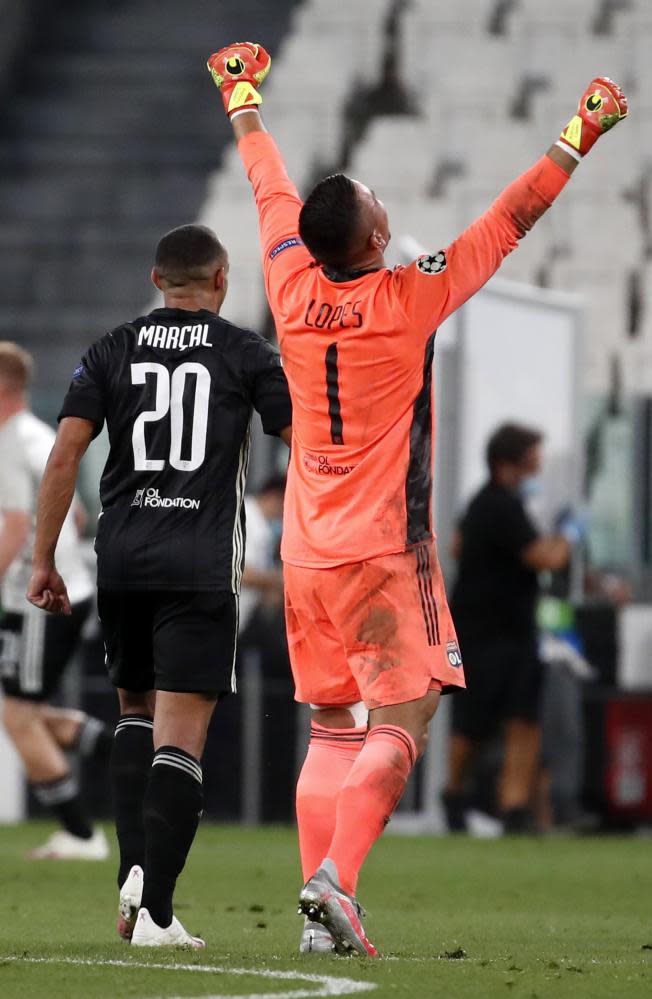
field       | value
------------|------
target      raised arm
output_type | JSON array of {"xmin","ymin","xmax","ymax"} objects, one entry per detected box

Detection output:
[
  {"xmin": 426, "ymin": 146, "xmax": 575, "ymax": 321},
  {"xmin": 234, "ymin": 119, "xmax": 306, "ymax": 260},
  {"xmin": 396, "ymin": 76, "xmax": 628, "ymax": 335},
  {"xmin": 207, "ymin": 44, "xmax": 311, "ymax": 298}
]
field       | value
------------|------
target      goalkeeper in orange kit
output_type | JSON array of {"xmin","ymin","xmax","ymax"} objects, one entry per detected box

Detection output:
[{"xmin": 207, "ymin": 43, "xmax": 627, "ymax": 956}]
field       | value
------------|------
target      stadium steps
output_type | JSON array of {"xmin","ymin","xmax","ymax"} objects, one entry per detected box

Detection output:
[
  {"xmin": 347, "ymin": 0, "xmax": 651, "ymax": 391},
  {"xmin": 0, "ymin": 170, "xmax": 206, "ymax": 221},
  {"xmin": 0, "ymin": 135, "xmax": 222, "ymax": 169},
  {"xmin": 0, "ymin": 0, "xmax": 300, "ymax": 396},
  {"xmin": 384, "ymin": 197, "xmax": 466, "ymax": 254},
  {"xmin": 511, "ymin": 0, "xmax": 603, "ymax": 30}
]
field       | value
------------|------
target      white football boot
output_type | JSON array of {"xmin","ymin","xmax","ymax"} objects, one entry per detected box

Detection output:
[
  {"xmin": 118, "ymin": 864, "xmax": 143, "ymax": 940},
  {"xmin": 130, "ymin": 907, "xmax": 205, "ymax": 948},
  {"xmin": 300, "ymin": 917, "xmax": 336, "ymax": 954},
  {"xmin": 28, "ymin": 827, "xmax": 109, "ymax": 860}
]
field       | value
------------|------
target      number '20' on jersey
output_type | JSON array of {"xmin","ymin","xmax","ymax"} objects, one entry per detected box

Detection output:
[{"xmin": 59, "ymin": 308, "xmax": 292, "ymax": 592}]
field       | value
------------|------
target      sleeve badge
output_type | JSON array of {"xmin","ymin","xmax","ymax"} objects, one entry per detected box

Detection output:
[{"xmin": 416, "ymin": 251, "xmax": 447, "ymax": 276}]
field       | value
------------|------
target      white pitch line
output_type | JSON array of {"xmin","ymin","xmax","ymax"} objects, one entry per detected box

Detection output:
[{"xmin": 1, "ymin": 955, "xmax": 378, "ymax": 998}]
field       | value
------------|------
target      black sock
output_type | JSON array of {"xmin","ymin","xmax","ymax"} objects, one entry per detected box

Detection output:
[
  {"xmin": 110, "ymin": 714, "xmax": 154, "ymax": 887},
  {"xmin": 441, "ymin": 789, "xmax": 471, "ymax": 832},
  {"xmin": 141, "ymin": 746, "xmax": 203, "ymax": 928},
  {"xmin": 33, "ymin": 773, "xmax": 93, "ymax": 839},
  {"xmin": 76, "ymin": 716, "xmax": 114, "ymax": 759},
  {"xmin": 502, "ymin": 806, "xmax": 534, "ymax": 834}
]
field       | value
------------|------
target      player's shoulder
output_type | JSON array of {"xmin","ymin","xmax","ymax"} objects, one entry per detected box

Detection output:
[
  {"xmin": 218, "ymin": 314, "xmax": 267, "ymax": 347},
  {"xmin": 212, "ymin": 313, "xmax": 247, "ymax": 338},
  {"xmin": 83, "ymin": 320, "xmax": 138, "ymax": 361},
  {"xmin": 219, "ymin": 316, "xmax": 281, "ymax": 365},
  {"xmin": 391, "ymin": 250, "xmax": 449, "ymax": 286}
]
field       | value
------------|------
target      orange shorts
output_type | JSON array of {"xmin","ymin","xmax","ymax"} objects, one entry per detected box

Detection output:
[{"xmin": 283, "ymin": 540, "xmax": 466, "ymax": 709}]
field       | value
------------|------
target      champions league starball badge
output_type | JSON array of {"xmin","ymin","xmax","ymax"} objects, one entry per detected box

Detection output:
[{"xmin": 416, "ymin": 251, "xmax": 447, "ymax": 276}]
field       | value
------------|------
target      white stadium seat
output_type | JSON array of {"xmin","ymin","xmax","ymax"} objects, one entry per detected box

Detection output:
[
  {"xmin": 407, "ymin": 0, "xmax": 500, "ymax": 34},
  {"xmin": 511, "ymin": 0, "xmax": 600, "ymax": 30},
  {"xmin": 348, "ymin": 118, "xmax": 435, "ymax": 194},
  {"xmin": 386, "ymin": 196, "xmax": 465, "ymax": 255}
]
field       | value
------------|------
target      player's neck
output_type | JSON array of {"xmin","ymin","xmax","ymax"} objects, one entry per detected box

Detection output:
[
  {"xmin": 162, "ymin": 291, "xmax": 223, "ymax": 315},
  {"xmin": 347, "ymin": 248, "xmax": 385, "ymax": 272},
  {"xmin": 325, "ymin": 250, "xmax": 385, "ymax": 282}
]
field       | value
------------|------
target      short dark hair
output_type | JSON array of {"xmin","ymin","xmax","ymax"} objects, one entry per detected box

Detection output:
[
  {"xmin": 154, "ymin": 224, "xmax": 226, "ymax": 286},
  {"xmin": 486, "ymin": 422, "xmax": 543, "ymax": 472},
  {"xmin": 299, "ymin": 174, "xmax": 360, "ymax": 267}
]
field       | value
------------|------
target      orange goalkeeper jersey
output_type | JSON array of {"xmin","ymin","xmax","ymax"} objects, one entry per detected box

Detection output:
[{"xmin": 239, "ymin": 132, "xmax": 569, "ymax": 568}]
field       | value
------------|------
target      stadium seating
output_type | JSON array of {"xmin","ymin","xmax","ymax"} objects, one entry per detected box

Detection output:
[
  {"xmin": 0, "ymin": 0, "xmax": 300, "ymax": 398},
  {"xmin": 197, "ymin": 0, "xmax": 651, "ymax": 394},
  {"xmin": 0, "ymin": 0, "xmax": 648, "ymax": 397},
  {"xmin": 0, "ymin": 0, "xmax": 33, "ymax": 93}
]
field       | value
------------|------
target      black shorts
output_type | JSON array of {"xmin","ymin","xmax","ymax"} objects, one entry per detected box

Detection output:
[
  {"xmin": 97, "ymin": 589, "xmax": 238, "ymax": 697},
  {"xmin": 451, "ymin": 636, "xmax": 543, "ymax": 741},
  {"xmin": 0, "ymin": 598, "xmax": 92, "ymax": 702}
]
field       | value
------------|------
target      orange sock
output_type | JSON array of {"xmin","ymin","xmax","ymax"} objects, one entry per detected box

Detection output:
[
  {"xmin": 325, "ymin": 725, "xmax": 417, "ymax": 897},
  {"xmin": 296, "ymin": 723, "xmax": 366, "ymax": 881}
]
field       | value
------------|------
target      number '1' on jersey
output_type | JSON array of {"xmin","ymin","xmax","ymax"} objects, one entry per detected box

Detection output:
[{"xmin": 239, "ymin": 131, "xmax": 571, "ymax": 568}]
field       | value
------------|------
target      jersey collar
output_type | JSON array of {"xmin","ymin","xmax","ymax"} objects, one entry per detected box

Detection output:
[
  {"xmin": 321, "ymin": 265, "xmax": 382, "ymax": 283},
  {"xmin": 149, "ymin": 307, "xmax": 219, "ymax": 319}
]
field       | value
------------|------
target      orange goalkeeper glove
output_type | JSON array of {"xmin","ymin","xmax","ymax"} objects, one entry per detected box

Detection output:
[
  {"xmin": 557, "ymin": 77, "xmax": 628, "ymax": 160},
  {"xmin": 207, "ymin": 42, "xmax": 271, "ymax": 118}
]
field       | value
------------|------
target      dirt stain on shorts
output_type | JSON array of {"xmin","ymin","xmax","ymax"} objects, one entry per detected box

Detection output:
[
  {"xmin": 356, "ymin": 605, "xmax": 400, "ymax": 687},
  {"xmin": 357, "ymin": 606, "xmax": 397, "ymax": 648}
]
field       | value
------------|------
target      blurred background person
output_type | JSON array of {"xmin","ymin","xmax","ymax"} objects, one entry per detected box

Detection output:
[
  {"xmin": 535, "ymin": 514, "xmax": 632, "ymax": 832},
  {"xmin": 0, "ymin": 0, "xmax": 647, "ymax": 844},
  {"xmin": 442, "ymin": 422, "xmax": 585, "ymax": 834},
  {"xmin": 0, "ymin": 0, "xmax": 649, "ymax": 983},
  {"xmin": 0, "ymin": 341, "xmax": 109, "ymax": 859}
]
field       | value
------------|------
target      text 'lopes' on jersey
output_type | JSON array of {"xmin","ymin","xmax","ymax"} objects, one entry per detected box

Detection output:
[
  {"xmin": 239, "ymin": 131, "xmax": 570, "ymax": 568},
  {"xmin": 59, "ymin": 309, "xmax": 291, "ymax": 591}
]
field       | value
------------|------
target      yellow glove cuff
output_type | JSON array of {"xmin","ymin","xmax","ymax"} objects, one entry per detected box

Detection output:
[{"xmin": 228, "ymin": 81, "xmax": 263, "ymax": 114}]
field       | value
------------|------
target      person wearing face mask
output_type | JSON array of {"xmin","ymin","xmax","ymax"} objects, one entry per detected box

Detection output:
[{"xmin": 442, "ymin": 422, "xmax": 583, "ymax": 833}]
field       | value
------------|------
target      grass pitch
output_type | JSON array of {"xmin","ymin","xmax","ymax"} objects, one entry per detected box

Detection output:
[{"xmin": 0, "ymin": 822, "xmax": 651, "ymax": 998}]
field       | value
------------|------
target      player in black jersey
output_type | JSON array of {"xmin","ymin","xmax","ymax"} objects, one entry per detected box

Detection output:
[{"xmin": 27, "ymin": 224, "xmax": 292, "ymax": 947}]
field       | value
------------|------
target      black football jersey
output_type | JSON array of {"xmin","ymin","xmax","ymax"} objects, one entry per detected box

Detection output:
[{"xmin": 59, "ymin": 307, "xmax": 292, "ymax": 592}]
